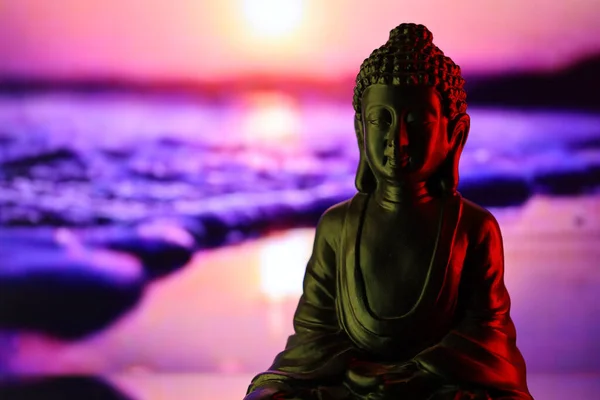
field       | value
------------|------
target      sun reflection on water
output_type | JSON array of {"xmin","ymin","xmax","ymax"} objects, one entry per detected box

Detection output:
[{"xmin": 258, "ymin": 229, "xmax": 312, "ymax": 301}]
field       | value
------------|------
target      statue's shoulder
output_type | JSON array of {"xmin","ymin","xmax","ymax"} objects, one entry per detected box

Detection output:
[
  {"xmin": 317, "ymin": 193, "xmax": 364, "ymax": 249},
  {"xmin": 320, "ymin": 192, "xmax": 365, "ymax": 225},
  {"xmin": 318, "ymin": 197, "xmax": 352, "ymax": 231},
  {"xmin": 459, "ymin": 196, "xmax": 502, "ymax": 240}
]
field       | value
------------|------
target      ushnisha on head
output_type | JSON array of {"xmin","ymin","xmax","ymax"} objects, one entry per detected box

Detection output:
[{"xmin": 353, "ymin": 23, "xmax": 470, "ymax": 195}]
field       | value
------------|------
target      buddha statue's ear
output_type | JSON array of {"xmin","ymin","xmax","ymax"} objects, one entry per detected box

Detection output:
[
  {"xmin": 441, "ymin": 113, "xmax": 470, "ymax": 194},
  {"xmin": 354, "ymin": 116, "xmax": 376, "ymax": 193}
]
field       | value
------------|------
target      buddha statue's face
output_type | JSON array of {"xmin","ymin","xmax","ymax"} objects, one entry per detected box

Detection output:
[{"xmin": 361, "ymin": 84, "xmax": 452, "ymax": 185}]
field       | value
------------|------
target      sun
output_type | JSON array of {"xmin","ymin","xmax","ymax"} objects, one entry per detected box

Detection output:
[{"xmin": 241, "ymin": 0, "xmax": 304, "ymax": 38}]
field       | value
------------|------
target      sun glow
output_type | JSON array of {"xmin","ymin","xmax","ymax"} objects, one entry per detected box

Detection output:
[
  {"xmin": 241, "ymin": 0, "xmax": 305, "ymax": 38},
  {"xmin": 240, "ymin": 92, "xmax": 302, "ymax": 149}
]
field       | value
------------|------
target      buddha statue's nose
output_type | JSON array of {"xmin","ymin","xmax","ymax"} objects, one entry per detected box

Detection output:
[{"xmin": 398, "ymin": 123, "xmax": 409, "ymax": 147}]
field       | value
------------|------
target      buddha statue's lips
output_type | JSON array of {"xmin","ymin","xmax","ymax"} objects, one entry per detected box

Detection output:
[
  {"xmin": 384, "ymin": 145, "xmax": 409, "ymax": 160},
  {"xmin": 385, "ymin": 155, "xmax": 410, "ymax": 168}
]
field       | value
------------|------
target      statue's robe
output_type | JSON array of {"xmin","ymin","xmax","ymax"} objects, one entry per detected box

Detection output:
[{"xmin": 245, "ymin": 193, "xmax": 532, "ymax": 400}]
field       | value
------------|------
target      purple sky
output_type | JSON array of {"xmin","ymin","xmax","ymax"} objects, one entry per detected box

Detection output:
[{"xmin": 1, "ymin": 0, "xmax": 599, "ymax": 81}]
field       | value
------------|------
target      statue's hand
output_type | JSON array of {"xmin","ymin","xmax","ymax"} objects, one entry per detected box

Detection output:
[
  {"xmin": 379, "ymin": 360, "xmax": 420, "ymax": 384},
  {"xmin": 244, "ymin": 386, "xmax": 324, "ymax": 400},
  {"xmin": 243, "ymin": 386, "xmax": 298, "ymax": 400},
  {"xmin": 271, "ymin": 388, "xmax": 322, "ymax": 400},
  {"xmin": 379, "ymin": 362, "xmax": 445, "ymax": 399},
  {"xmin": 365, "ymin": 391, "xmax": 387, "ymax": 400}
]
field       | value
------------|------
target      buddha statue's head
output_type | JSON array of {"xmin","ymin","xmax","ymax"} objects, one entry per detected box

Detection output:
[{"xmin": 353, "ymin": 23, "xmax": 470, "ymax": 196}]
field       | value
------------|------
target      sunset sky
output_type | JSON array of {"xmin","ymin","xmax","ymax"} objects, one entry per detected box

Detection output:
[{"xmin": 1, "ymin": 0, "xmax": 599, "ymax": 81}]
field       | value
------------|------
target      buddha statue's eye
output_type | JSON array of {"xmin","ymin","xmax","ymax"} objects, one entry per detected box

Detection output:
[
  {"xmin": 406, "ymin": 112, "xmax": 435, "ymax": 127},
  {"xmin": 366, "ymin": 108, "xmax": 392, "ymax": 128},
  {"xmin": 406, "ymin": 112, "xmax": 422, "ymax": 125}
]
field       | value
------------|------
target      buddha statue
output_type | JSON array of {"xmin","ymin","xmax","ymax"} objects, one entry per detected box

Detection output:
[{"xmin": 244, "ymin": 23, "xmax": 532, "ymax": 400}]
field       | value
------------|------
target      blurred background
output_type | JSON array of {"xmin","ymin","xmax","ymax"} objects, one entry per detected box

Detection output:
[{"xmin": 1, "ymin": 0, "xmax": 600, "ymax": 399}]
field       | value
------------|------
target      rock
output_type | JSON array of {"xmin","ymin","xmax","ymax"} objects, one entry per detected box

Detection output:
[
  {"xmin": 533, "ymin": 167, "xmax": 593, "ymax": 195},
  {"xmin": 460, "ymin": 174, "xmax": 532, "ymax": 208},
  {"xmin": 1, "ymin": 148, "xmax": 88, "ymax": 181},
  {"xmin": 0, "ymin": 233, "xmax": 145, "ymax": 340},
  {"xmin": 102, "ymin": 237, "xmax": 193, "ymax": 280},
  {"xmin": 532, "ymin": 159, "xmax": 600, "ymax": 195},
  {"xmin": 84, "ymin": 222, "xmax": 196, "ymax": 280},
  {"xmin": 0, "ymin": 377, "xmax": 132, "ymax": 400}
]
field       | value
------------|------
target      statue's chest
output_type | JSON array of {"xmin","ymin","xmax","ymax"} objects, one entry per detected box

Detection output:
[{"xmin": 357, "ymin": 208, "xmax": 440, "ymax": 318}]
